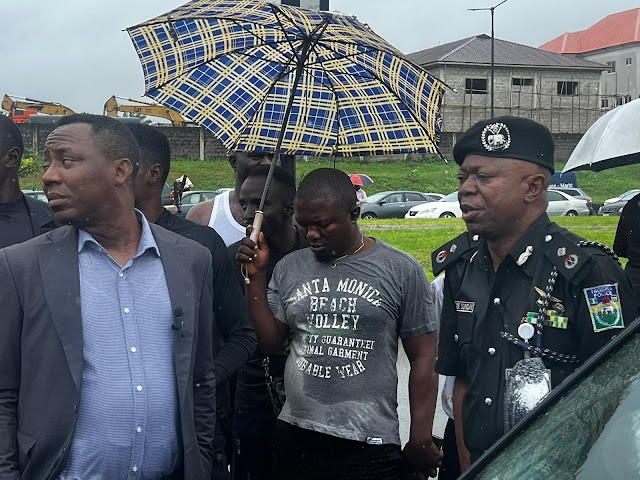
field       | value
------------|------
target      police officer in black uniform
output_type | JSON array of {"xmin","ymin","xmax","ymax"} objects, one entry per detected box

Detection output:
[{"xmin": 433, "ymin": 116, "xmax": 639, "ymax": 473}]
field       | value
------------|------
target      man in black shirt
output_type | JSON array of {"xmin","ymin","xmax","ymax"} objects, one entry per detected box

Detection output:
[
  {"xmin": 434, "ymin": 117, "xmax": 638, "ymax": 472},
  {"xmin": 129, "ymin": 124, "xmax": 257, "ymax": 479},
  {"xmin": 227, "ymin": 165, "xmax": 307, "ymax": 480},
  {"xmin": 614, "ymin": 193, "xmax": 640, "ymax": 300},
  {"xmin": 0, "ymin": 115, "xmax": 57, "ymax": 248}
]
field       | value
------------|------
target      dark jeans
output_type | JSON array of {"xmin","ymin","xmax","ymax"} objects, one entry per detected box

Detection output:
[
  {"xmin": 231, "ymin": 408, "xmax": 277, "ymax": 480},
  {"xmin": 272, "ymin": 420, "xmax": 404, "ymax": 480},
  {"xmin": 439, "ymin": 418, "xmax": 461, "ymax": 480}
]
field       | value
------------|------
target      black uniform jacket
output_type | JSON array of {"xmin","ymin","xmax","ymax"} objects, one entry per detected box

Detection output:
[{"xmin": 434, "ymin": 214, "xmax": 638, "ymax": 461}]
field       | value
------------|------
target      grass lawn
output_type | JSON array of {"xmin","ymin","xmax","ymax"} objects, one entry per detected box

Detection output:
[
  {"xmin": 21, "ymin": 158, "xmax": 640, "ymax": 204},
  {"xmin": 361, "ymin": 216, "xmax": 622, "ymax": 276}
]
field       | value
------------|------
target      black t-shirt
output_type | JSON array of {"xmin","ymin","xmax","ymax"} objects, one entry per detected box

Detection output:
[
  {"xmin": 228, "ymin": 229, "xmax": 308, "ymax": 417},
  {"xmin": 0, "ymin": 196, "xmax": 35, "ymax": 249},
  {"xmin": 155, "ymin": 209, "xmax": 256, "ymax": 386}
]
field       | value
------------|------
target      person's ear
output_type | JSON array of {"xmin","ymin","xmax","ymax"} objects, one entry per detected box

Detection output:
[
  {"xmin": 284, "ymin": 200, "xmax": 294, "ymax": 218},
  {"xmin": 228, "ymin": 153, "xmax": 238, "ymax": 171},
  {"xmin": 4, "ymin": 147, "xmax": 21, "ymax": 169},
  {"xmin": 524, "ymin": 173, "xmax": 547, "ymax": 203},
  {"xmin": 350, "ymin": 206, "xmax": 361, "ymax": 221},
  {"xmin": 113, "ymin": 158, "xmax": 134, "ymax": 187},
  {"xmin": 147, "ymin": 163, "xmax": 163, "ymax": 185}
]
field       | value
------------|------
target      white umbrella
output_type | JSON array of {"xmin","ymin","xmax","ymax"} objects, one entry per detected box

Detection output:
[{"xmin": 563, "ymin": 98, "xmax": 640, "ymax": 173}]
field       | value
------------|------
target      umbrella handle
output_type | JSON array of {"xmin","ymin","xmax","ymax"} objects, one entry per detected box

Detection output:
[{"xmin": 250, "ymin": 211, "xmax": 264, "ymax": 243}]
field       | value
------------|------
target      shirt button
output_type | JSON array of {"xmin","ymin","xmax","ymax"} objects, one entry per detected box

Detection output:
[
  {"xmin": 472, "ymin": 235, "xmax": 479, "ymax": 241},
  {"xmin": 130, "ymin": 347, "xmax": 137, "ymax": 353},
  {"xmin": 485, "ymin": 397, "xmax": 493, "ymax": 406},
  {"xmin": 488, "ymin": 348, "xmax": 496, "ymax": 356},
  {"xmin": 132, "ymin": 465, "xmax": 138, "ymax": 472},
  {"xmin": 136, "ymin": 385, "xmax": 143, "ymax": 392},
  {"xmin": 119, "ymin": 272, "xmax": 124, "ymax": 278},
  {"xmin": 493, "ymin": 297, "xmax": 501, "ymax": 305},
  {"xmin": 124, "ymin": 307, "xmax": 130, "ymax": 314},
  {"xmin": 454, "ymin": 334, "xmax": 459, "ymax": 342},
  {"xmin": 136, "ymin": 426, "xmax": 142, "ymax": 433}
]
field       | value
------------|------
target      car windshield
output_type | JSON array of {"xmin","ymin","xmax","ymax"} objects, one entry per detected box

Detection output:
[
  {"xmin": 619, "ymin": 190, "xmax": 640, "ymax": 201},
  {"xmin": 440, "ymin": 192, "xmax": 458, "ymax": 202},
  {"xmin": 466, "ymin": 329, "xmax": 640, "ymax": 479},
  {"xmin": 366, "ymin": 192, "xmax": 387, "ymax": 203}
]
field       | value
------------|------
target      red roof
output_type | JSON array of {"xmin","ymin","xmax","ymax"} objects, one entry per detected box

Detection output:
[{"xmin": 540, "ymin": 8, "xmax": 640, "ymax": 54}]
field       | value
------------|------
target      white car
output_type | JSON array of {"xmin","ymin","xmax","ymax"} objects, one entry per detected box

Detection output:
[
  {"xmin": 546, "ymin": 189, "xmax": 590, "ymax": 216},
  {"xmin": 603, "ymin": 189, "xmax": 640, "ymax": 205},
  {"xmin": 405, "ymin": 191, "xmax": 461, "ymax": 218},
  {"xmin": 406, "ymin": 190, "xmax": 590, "ymax": 219}
]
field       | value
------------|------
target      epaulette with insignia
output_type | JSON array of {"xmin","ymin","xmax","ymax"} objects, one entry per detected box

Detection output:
[
  {"xmin": 432, "ymin": 232, "xmax": 481, "ymax": 276},
  {"xmin": 542, "ymin": 230, "xmax": 594, "ymax": 281}
]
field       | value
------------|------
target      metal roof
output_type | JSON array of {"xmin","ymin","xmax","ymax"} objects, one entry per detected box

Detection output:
[
  {"xmin": 407, "ymin": 35, "xmax": 607, "ymax": 70},
  {"xmin": 540, "ymin": 8, "xmax": 640, "ymax": 54}
]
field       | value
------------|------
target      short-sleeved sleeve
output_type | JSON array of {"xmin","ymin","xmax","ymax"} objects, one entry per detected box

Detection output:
[
  {"xmin": 398, "ymin": 257, "xmax": 437, "ymax": 338},
  {"xmin": 267, "ymin": 261, "xmax": 288, "ymax": 325},
  {"xmin": 574, "ymin": 250, "xmax": 640, "ymax": 360},
  {"xmin": 435, "ymin": 269, "xmax": 467, "ymax": 377}
]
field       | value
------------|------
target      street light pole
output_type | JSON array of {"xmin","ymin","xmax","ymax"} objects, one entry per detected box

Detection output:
[{"xmin": 469, "ymin": 0, "xmax": 510, "ymax": 119}]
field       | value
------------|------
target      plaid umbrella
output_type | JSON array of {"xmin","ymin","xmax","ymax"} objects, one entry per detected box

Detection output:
[{"xmin": 126, "ymin": 0, "xmax": 446, "ymax": 158}]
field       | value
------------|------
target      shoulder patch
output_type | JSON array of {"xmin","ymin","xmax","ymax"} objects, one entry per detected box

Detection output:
[
  {"xmin": 432, "ymin": 232, "xmax": 480, "ymax": 276},
  {"xmin": 584, "ymin": 283, "xmax": 624, "ymax": 332}
]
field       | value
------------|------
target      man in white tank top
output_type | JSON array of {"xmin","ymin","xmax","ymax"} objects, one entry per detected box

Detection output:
[{"xmin": 186, "ymin": 151, "xmax": 272, "ymax": 245}]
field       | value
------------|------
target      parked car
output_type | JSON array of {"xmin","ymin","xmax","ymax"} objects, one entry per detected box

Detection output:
[
  {"xmin": 546, "ymin": 189, "xmax": 591, "ymax": 216},
  {"xmin": 166, "ymin": 190, "xmax": 217, "ymax": 217},
  {"xmin": 407, "ymin": 190, "xmax": 590, "ymax": 219},
  {"xmin": 603, "ymin": 189, "xmax": 640, "ymax": 205},
  {"xmin": 405, "ymin": 191, "xmax": 460, "ymax": 219},
  {"xmin": 360, "ymin": 191, "xmax": 442, "ymax": 219},
  {"xmin": 599, "ymin": 190, "xmax": 640, "ymax": 215},
  {"xmin": 460, "ymin": 311, "xmax": 640, "ymax": 479},
  {"xmin": 162, "ymin": 182, "xmax": 173, "ymax": 206},
  {"xmin": 549, "ymin": 186, "xmax": 594, "ymax": 215},
  {"xmin": 22, "ymin": 190, "xmax": 49, "ymax": 203}
]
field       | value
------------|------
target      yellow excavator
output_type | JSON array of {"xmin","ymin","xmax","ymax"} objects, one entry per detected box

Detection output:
[
  {"xmin": 2, "ymin": 94, "xmax": 75, "ymax": 123},
  {"xmin": 103, "ymin": 96, "xmax": 187, "ymax": 126}
]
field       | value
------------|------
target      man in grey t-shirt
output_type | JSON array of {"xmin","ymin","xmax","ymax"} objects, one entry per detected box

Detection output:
[{"xmin": 238, "ymin": 168, "xmax": 443, "ymax": 479}]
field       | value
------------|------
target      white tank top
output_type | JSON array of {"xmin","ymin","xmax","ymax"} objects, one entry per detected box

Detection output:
[{"xmin": 208, "ymin": 190, "xmax": 246, "ymax": 246}]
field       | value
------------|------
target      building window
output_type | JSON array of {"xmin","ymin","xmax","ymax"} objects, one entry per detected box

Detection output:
[
  {"xmin": 626, "ymin": 57, "xmax": 633, "ymax": 66},
  {"xmin": 601, "ymin": 98, "xmax": 609, "ymax": 109},
  {"xmin": 557, "ymin": 81, "xmax": 578, "ymax": 96},
  {"xmin": 512, "ymin": 77, "xmax": 534, "ymax": 86},
  {"xmin": 606, "ymin": 61, "xmax": 616, "ymax": 73},
  {"xmin": 465, "ymin": 78, "xmax": 487, "ymax": 94},
  {"xmin": 617, "ymin": 96, "xmax": 624, "ymax": 106}
]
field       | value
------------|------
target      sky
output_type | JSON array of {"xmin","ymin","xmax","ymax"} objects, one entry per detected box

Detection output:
[{"xmin": 1, "ymin": 0, "xmax": 638, "ymax": 114}]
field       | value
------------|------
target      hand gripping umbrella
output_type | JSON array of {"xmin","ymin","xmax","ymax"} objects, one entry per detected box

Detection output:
[{"xmin": 127, "ymin": 0, "xmax": 446, "ymax": 240}]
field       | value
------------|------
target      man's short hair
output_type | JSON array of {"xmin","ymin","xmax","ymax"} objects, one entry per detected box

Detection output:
[
  {"xmin": 126, "ymin": 123, "xmax": 171, "ymax": 184},
  {"xmin": 0, "ymin": 115, "xmax": 24, "ymax": 157},
  {"xmin": 54, "ymin": 114, "xmax": 140, "ymax": 179},
  {"xmin": 296, "ymin": 168, "xmax": 356, "ymax": 212},
  {"xmin": 247, "ymin": 165, "xmax": 296, "ymax": 201}
]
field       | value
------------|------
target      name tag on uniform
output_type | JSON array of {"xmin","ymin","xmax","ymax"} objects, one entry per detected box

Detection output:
[{"xmin": 456, "ymin": 301, "xmax": 475, "ymax": 313}]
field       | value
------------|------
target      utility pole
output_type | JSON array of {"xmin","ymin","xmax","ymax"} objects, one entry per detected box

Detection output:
[{"xmin": 469, "ymin": 0, "xmax": 511, "ymax": 119}]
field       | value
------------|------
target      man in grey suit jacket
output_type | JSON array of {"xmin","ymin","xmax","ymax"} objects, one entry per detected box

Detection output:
[{"xmin": 0, "ymin": 114, "xmax": 216, "ymax": 480}]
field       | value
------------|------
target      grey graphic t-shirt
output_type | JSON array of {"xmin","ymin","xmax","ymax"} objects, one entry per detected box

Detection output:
[{"xmin": 267, "ymin": 240, "xmax": 437, "ymax": 445}]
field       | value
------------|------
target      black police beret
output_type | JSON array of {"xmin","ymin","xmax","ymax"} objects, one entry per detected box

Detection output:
[{"xmin": 453, "ymin": 116, "xmax": 555, "ymax": 174}]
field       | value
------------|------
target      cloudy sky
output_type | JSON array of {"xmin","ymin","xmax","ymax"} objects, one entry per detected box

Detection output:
[{"xmin": 1, "ymin": 0, "xmax": 637, "ymax": 114}]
